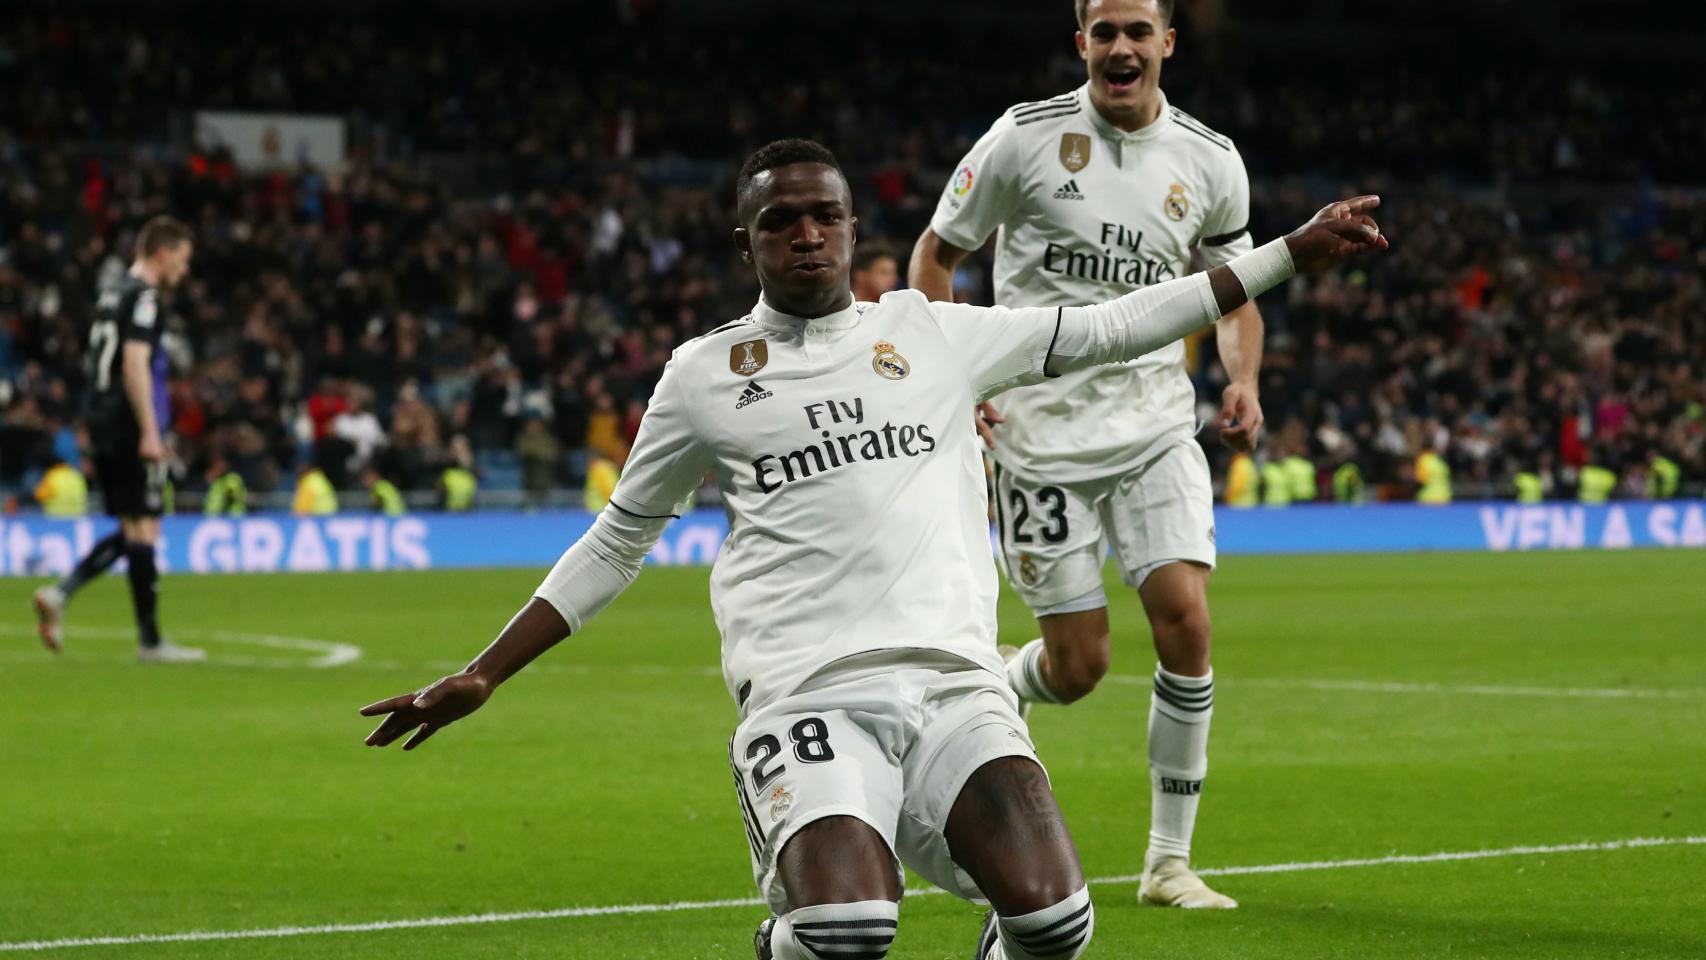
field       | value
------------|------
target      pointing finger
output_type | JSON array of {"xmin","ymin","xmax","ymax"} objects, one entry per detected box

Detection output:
[
  {"xmin": 403, "ymin": 724, "xmax": 440, "ymax": 751},
  {"xmin": 365, "ymin": 713, "xmax": 418, "ymax": 747},
  {"xmin": 360, "ymin": 693, "xmax": 419, "ymax": 716}
]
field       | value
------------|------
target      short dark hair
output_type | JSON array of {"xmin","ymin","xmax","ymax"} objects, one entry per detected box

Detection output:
[
  {"xmin": 735, "ymin": 139, "xmax": 846, "ymax": 221},
  {"xmin": 852, "ymin": 243, "xmax": 897, "ymax": 274},
  {"xmin": 136, "ymin": 216, "xmax": 192, "ymax": 257},
  {"xmin": 1076, "ymin": 0, "xmax": 1174, "ymax": 28}
]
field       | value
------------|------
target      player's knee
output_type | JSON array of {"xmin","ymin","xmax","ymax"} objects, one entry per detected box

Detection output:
[
  {"xmin": 776, "ymin": 899, "xmax": 899, "ymax": 960},
  {"xmin": 1049, "ymin": 639, "xmax": 1110, "ymax": 703},
  {"xmin": 1149, "ymin": 603, "xmax": 1211, "ymax": 668},
  {"xmin": 993, "ymin": 885, "xmax": 1093, "ymax": 960},
  {"xmin": 778, "ymin": 816, "xmax": 902, "ymax": 906}
]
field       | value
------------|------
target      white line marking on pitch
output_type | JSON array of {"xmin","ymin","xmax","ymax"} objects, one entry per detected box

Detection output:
[
  {"xmin": 0, "ymin": 623, "xmax": 361, "ymax": 668},
  {"xmin": 1, "ymin": 835, "xmax": 1699, "ymax": 952},
  {"xmin": 1104, "ymin": 674, "xmax": 1700, "ymax": 700}
]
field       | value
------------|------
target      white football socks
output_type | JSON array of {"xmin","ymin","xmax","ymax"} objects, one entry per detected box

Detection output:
[
  {"xmin": 1006, "ymin": 638, "xmax": 1063, "ymax": 705},
  {"xmin": 1146, "ymin": 665, "xmax": 1214, "ymax": 866},
  {"xmin": 985, "ymin": 886, "xmax": 1095, "ymax": 959},
  {"xmin": 771, "ymin": 900, "xmax": 898, "ymax": 960}
]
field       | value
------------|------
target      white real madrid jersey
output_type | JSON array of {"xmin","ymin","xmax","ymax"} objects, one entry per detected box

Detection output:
[
  {"xmin": 931, "ymin": 85, "xmax": 1254, "ymax": 482},
  {"xmin": 607, "ymin": 291, "xmax": 1059, "ymax": 715}
]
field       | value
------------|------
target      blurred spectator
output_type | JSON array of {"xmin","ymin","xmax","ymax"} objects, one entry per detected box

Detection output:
[
  {"xmin": 0, "ymin": 6, "xmax": 1700, "ymax": 510},
  {"xmin": 34, "ymin": 456, "xmax": 87, "ymax": 517},
  {"xmin": 292, "ymin": 461, "xmax": 337, "ymax": 516},
  {"xmin": 517, "ymin": 413, "xmax": 561, "ymax": 505},
  {"xmin": 851, "ymin": 244, "xmax": 899, "ymax": 303}
]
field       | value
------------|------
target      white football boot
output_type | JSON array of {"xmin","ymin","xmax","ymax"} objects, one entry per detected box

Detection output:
[
  {"xmin": 32, "ymin": 585, "xmax": 66, "ymax": 653},
  {"xmin": 1138, "ymin": 856, "xmax": 1238, "ymax": 909}
]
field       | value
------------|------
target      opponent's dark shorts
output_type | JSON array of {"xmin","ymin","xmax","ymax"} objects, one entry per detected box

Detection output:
[{"xmin": 92, "ymin": 437, "xmax": 166, "ymax": 518}]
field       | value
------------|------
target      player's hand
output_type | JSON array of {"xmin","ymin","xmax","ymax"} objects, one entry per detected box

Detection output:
[
  {"xmin": 974, "ymin": 402, "xmax": 1005, "ymax": 449},
  {"xmin": 1284, "ymin": 196, "xmax": 1388, "ymax": 273},
  {"xmin": 138, "ymin": 433, "xmax": 167, "ymax": 463},
  {"xmin": 1218, "ymin": 382, "xmax": 1263, "ymax": 453},
  {"xmin": 360, "ymin": 672, "xmax": 494, "ymax": 751}
]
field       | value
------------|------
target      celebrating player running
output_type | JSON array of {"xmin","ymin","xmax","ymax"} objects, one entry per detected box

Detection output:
[
  {"xmin": 912, "ymin": 0, "xmax": 1274, "ymax": 908},
  {"xmin": 360, "ymin": 139, "xmax": 1383, "ymax": 960}
]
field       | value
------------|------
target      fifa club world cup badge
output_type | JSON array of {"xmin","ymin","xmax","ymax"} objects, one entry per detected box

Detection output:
[
  {"xmin": 731, "ymin": 339, "xmax": 768, "ymax": 376},
  {"xmin": 1059, "ymin": 133, "xmax": 1091, "ymax": 173},
  {"xmin": 871, "ymin": 341, "xmax": 910, "ymax": 380},
  {"xmin": 1165, "ymin": 182, "xmax": 1190, "ymax": 221}
]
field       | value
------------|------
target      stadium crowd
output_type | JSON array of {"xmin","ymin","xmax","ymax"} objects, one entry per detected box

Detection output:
[{"xmin": 2, "ymin": 9, "xmax": 1702, "ymax": 511}]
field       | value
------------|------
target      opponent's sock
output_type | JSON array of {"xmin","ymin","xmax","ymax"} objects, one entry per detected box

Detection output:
[
  {"xmin": 123, "ymin": 541, "xmax": 162, "ymax": 649},
  {"xmin": 1006, "ymin": 638, "xmax": 1064, "ymax": 705},
  {"xmin": 770, "ymin": 900, "xmax": 898, "ymax": 960},
  {"xmin": 57, "ymin": 531, "xmax": 127, "ymax": 599},
  {"xmin": 1146, "ymin": 665, "xmax": 1214, "ymax": 866},
  {"xmin": 986, "ymin": 886, "xmax": 1094, "ymax": 960}
]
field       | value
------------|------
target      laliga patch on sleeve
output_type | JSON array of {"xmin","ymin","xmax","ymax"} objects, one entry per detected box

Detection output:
[
  {"xmin": 950, "ymin": 164, "xmax": 975, "ymax": 198},
  {"xmin": 133, "ymin": 293, "xmax": 158, "ymax": 328}
]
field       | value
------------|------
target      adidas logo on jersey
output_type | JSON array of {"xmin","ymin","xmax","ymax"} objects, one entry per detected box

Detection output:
[
  {"xmin": 735, "ymin": 380, "xmax": 775, "ymax": 410},
  {"xmin": 1052, "ymin": 179, "xmax": 1085, "ymax": 201}
]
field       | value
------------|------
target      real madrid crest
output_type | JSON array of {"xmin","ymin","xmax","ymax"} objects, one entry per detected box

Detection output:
[
  {"xmin": 731, "ymin": 339, "xmax": 768, "ymax": 376},
  {"xmin": 872, "ymin": 341, "xmax": 910, "ymax": 380},
  {"xmin": 769, "ymin": 785, "xmax": 794, "ymax": 822},
  {"xmin": 1164, "ymin": 182, "xmax": 1189, "ymax": 222},
  {"xmin": 1018, "ymin": 553, "xmax": 1040, "ymax": 586}
]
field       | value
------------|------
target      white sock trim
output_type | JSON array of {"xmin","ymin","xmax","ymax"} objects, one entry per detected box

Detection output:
[
  {"xmin": 776, "ymin": 900, "xmax": 898, "ymax": 960},
  {"xmin": 1151, "ymin": 665, "xmax": 1213, "ymax": 721},
  {"xmin": 994, "ymin": 886, "xmax": 1094, "ymax": 960}
]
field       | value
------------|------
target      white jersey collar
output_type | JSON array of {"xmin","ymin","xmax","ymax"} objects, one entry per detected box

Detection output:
[
  {"xmin": 752, "ymin": 293, "xmax": 861, "ymax": 333},
  {"xmin": 1080, "ymin": 84, "xmax": 1171, "ymax": 145}
]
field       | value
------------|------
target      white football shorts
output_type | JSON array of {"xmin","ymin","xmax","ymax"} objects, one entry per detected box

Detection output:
[
  {"xmin": 727, "ymin": 649, "xmax": 1040, "ymax": 912},
  {"xmin": 993, "ymin": 437, "xmax": 1217, "ymax": 614}
]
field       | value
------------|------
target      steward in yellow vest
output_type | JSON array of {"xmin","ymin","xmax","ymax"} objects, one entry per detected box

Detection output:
[
  {"xmin": 1283, "ymin": 455, "xmax": 1316, "ymax": 502},
  {"xmin": 35, "ymin": 462, "xmax": 88, "ymax": 517},
  {"xmin": 1578, "ymin": 464, "xmax": 1617, "ymax": 504},
  {"xmin": 1416, "ymin": 449, "xmax": 1451, "ymax": 504},
  {"xmin": 1224, "ymin": 453, "xmax": 1258, "ymax": 508},
  {"xmin": 293, "ymin": 467, "xmax": 337, "ymax": 516}
]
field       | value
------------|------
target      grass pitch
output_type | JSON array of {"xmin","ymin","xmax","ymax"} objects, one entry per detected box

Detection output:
[{"xmin": 2, "ymin": 550, "xmax": 1704, "ymax": 958}]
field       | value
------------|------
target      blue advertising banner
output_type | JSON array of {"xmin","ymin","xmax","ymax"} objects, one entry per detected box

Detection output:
[{"xmin": 2, "ymin": 502, "xmax": 1703, "ymax": 577}]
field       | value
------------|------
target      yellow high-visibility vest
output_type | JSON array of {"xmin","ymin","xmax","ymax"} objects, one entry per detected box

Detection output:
[
  {"xmin": 1579, "ymin": 465, "xmax": 1617, "ymax": 504},
  {"xmin": 1283, "ymin": 456, "xmax": 1317, "ymax": 502},
  {"xmin": 35, "ymin": 464, "xmax": 88, "ymax": 517},
  {"xmin": 1514, "ymin": 472, "xmax": 1543, "ymax": 504},
  {"xmin": 1416, "ymin": 452, "xmax": 1452, "ymax": 504},
  {"xmin": 441, "ymin": 467, "xmax": 478, "ymax": 512},
  {"xmin": 584, "ymin": 458, "xmax": 620, "ymax": 512},
  {"xmin": 293, "ymin": 469, "xmax": 337, "ymax": 516},
  {"xmin": 1261, "ymin": 461, "xmax": 1291, "ymax": 507},
  {"xmin": 371, "ymin": 478, "xmax": 405, "ymax": 515},
  {"xmin": 1648, "ymin": 456, "xmax": 1680, "ymax": 499}
]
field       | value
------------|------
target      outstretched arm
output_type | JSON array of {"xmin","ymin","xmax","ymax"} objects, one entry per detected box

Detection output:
[
  {"xmin": 1049, "ymin": 196, "xmax": 1386, "ymax": 377},
  {"xmin": 361, "ymin": 506, "xmax": 669, "ymax": 750},
  {"xmin": 934, "ymin": 197, "xmax": 1387, "ymax": 401},
  {"xmin": 362, "ymin": 355, "xmax": 711, "ymax": 750}
]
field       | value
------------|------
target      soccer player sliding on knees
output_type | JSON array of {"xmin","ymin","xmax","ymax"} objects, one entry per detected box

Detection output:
[{"xmin": 360, "ymin": 139, "xmax": 1384, "ymax": 960}]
